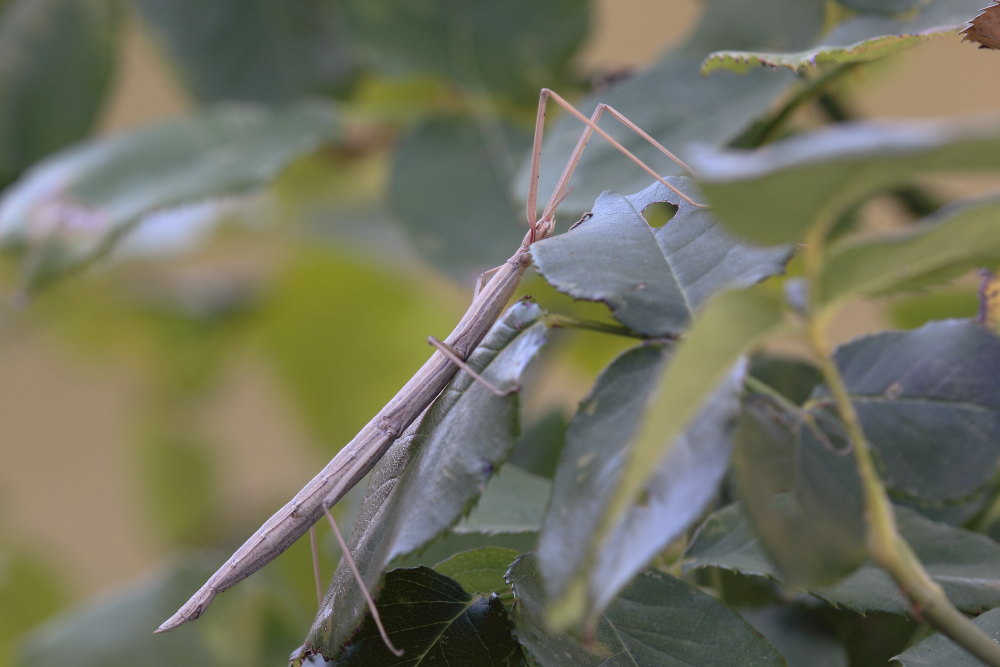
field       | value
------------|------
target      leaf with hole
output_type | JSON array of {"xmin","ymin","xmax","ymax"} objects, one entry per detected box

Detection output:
[{"xmin": 531, "ymin": 179, "xmax": 791, "ymax": 337}]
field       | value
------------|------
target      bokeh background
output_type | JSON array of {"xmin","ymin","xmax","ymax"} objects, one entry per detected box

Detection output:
[{"xmin": 1, "ymin": 0, "xmax": 998, "ymax": 664}]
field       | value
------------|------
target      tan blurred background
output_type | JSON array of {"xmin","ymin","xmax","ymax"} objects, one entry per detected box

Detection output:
[{"xmin": 2, "ymin": 0, "xmax": 998, "ymax": 618}]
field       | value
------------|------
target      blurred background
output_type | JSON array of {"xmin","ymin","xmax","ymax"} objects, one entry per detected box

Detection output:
[{"xmin": 1, "ymin": 0, "xmax": 998, "ymax": 664}]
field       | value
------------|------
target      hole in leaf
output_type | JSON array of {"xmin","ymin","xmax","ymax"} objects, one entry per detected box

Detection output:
[{"xmin": 641, "ymin": 201, "xmax": 678, "ymax": 228}]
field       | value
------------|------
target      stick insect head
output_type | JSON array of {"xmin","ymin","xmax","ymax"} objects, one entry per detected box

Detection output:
[{"xmin": 528, "ymin": 185, "xmax": 572, "ymax": 245}]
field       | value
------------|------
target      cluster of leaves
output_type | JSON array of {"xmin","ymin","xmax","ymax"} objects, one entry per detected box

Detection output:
[{"xmin": 3, "ymin": 0, "xmax": 1000, "ymax": 666}]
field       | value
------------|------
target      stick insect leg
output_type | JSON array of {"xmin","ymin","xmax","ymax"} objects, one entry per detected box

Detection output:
[
  {"xmin": 525, "ymin": 88, "xmax": 705, "ymax": 239},
  {"xmin": 428, "ymin": 336, "xmax": 514, "ymax": 396},
  {"xmin": 474, "ymin": 265, "xmax": 502, "ymax": 299},
  {"xmin": 309, "ymin": 525, "xmax": 323, "ymax": 607},
  {"xmin": 322, "ymin": 507, "xmax": 404, "ymax": 657}
]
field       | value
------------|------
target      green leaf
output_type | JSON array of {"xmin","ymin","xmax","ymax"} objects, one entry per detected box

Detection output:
[
  {"xmin": 539, "ymin": 343, "xmax": 746, "ymax": 629},
  {"xmin": 692, "ymin": 116, "xmax": 1000, "ymax": 245},
  {"xmin": 454, "ymin": 465, "xmax": 551, "ymax": 535},
  {"xmin": 686, "ymin": 504, "xmax": 1000, "ymax": 614},
  {"xmin": 434, "ymin": 547, "xmax": 521, "ymax": 605},
  {"xmin": 388, "ymin": 116, "xmax": 529, "ymax": 277},
  {"xmin": 741, "ymin": 607, "xmax": 849, "ymax": 667},
  {"xmin": 134, "ymin": 0, "xmax": 357, "ymax": 104},
  {"xmin": 837, "ymin": 0, "xmax": 924, "ymax": 12},
  {"xmin": 520, "ymin": 0, "xmax": 827, "ymax": 214},
  {"xmin": 572, "ymin": 287, "xmax": 785, "ymax": 624},
  {"xmin": 887, "ymin": 288, "xmax": 980, "ymax": 330},
  {"xmin": 822, "ymin": 319, "xmax": 1000, "ymax": 503},
  {"xmin": 749, "ymin": 354, "xmax": 824, "ymax": 405},
  {"xmin": 298, "ymin": 301, "xmax": 548, "ymax": 660},
  {"xmin": 743, "ymin": 321, "xmax": 1000, "ymax": 529},
  {"xmin": 893, "ymin": 489, "xmax": 992, "ymax": 528},
  {"xmin": 825, "ymin": 508, "xmax": 1000, "ymax": 614},
  {"xmin": 506, "ymin": 410, "xmax": 566, "ymax": 478},
  {"xmin": 318, "ymin": 567, "xmax": 522, "ymax": 666},
  {"xmin": 256, "ymin": 250, "xmax": 458, "ymax": 449},
  {"xmin": 0, "ymin": 0, "xmax": 119, "ymax": 185},
  {"xmin": 135, "ymin": 429, "xmax": 218, "ymax": 546},
  {"xmin": 0, "ymin": 542, "xmax": 67, "ymax": 660},
  {"xmin": 819, "ymin": 194, "xmax": 1000, "ymax": 310},
  {"xmin": 734, "ymin": 396, "xmax": 867, "ymax": 586},
  {"xmin": 394, "ymin": 532, "xmax": 538, "ymax": 572},
  {"xmin": 508, "ymin": 554, "xmax": 784, "ymax": 667},
  {"xmin": 685, "ymin": 504, "xmax": 784, "ymax": 580},
  {"xmin": 17, "ymin": 555, "xmax": 219, "ymax": 667},
  {"xmin": 339, "ymin": 0, "xmax": 589, "ymax": 100},
  {"xmin": 0, "ymin": 102, "xmax": 340, "ymax": 291},
  {"xmin": 531, "ymin": 179, "xmax": 791, "ymax": 336},
  {"xmin": 703, "ymin": 0, "xmax": 985, "ymax": 73},
  {"xmin": 893, "ymin": 608, "xmax": 1000, "ymax": 666}
]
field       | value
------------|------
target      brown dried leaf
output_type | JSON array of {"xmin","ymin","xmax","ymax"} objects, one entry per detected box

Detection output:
[{"xmin": 962, "ymin": 1, "xmax": 1000, "ymax": 50}]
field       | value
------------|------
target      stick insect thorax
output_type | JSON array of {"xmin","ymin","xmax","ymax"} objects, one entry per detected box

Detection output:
[{"xmin": 157, "ymin": 88, "xmax": 699, "ymax": 634}]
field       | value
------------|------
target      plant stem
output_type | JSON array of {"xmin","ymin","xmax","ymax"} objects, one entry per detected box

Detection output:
[
  {"xmin": 743, "ymin": 375, "xmax": 801, "ymax": 414},
  {"xmin": 540, "ymin": 313, "xmax": 649, "ymax": 339},
  {"xmin": 803, "ymin": 227, "xmax": 1000, "ymax": 666},
  {"xmin": 733, "ymin": 63, "xmax": 859, "ymax": 149}
]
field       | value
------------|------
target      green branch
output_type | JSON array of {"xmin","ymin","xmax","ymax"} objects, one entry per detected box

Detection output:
[
  {"xmin": 732, "ymin": 63, "xmax": 859, "ymax": 149},
  {"xmin": 802, "ymin": 227, "xmax": 1000, "ymax": 667}
]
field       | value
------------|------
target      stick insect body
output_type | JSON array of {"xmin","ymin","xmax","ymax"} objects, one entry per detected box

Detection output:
[{"xmin": 157, "ymin": 88, "xmax": 699, "ymax": 634}]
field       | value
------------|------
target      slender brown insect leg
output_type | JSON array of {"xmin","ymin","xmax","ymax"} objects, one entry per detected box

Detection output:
[
  {"xmin": 322, "ymin": 508, "xmax": 403, "ymax": 657},
  {"xmin": 537, "ymin": 88, "xmax": 705, "ymax": 210},
  {"xmin": 427, "ymin": 336, "xmax": 514, "ymax": 396}
]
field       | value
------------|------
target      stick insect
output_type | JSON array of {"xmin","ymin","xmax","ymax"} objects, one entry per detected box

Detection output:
[{"xmin": 157, "ymin": 88, "xmax": 702, "ymax": 634}]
